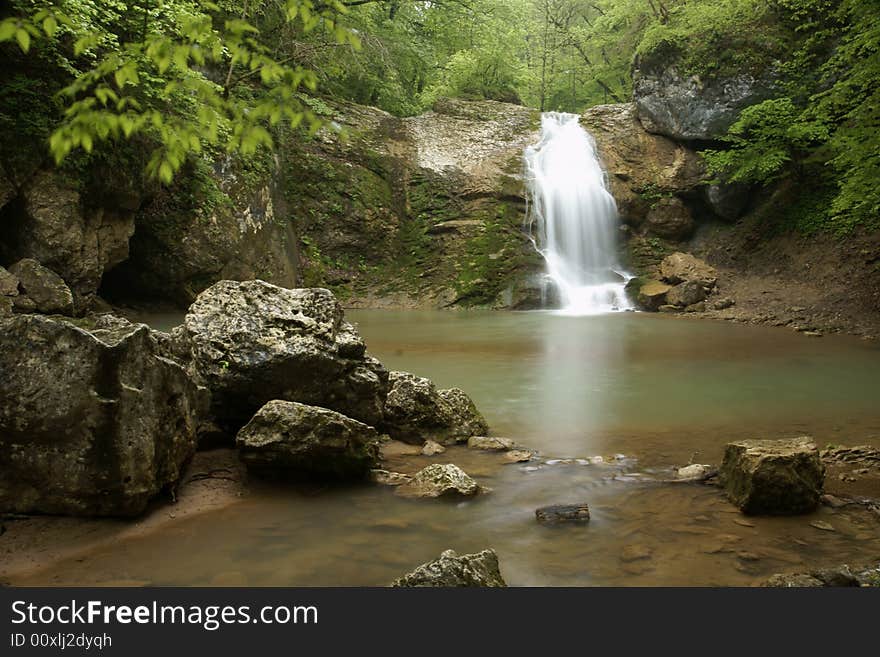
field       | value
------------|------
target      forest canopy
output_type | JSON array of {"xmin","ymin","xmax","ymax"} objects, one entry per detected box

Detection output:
[{"xmin": 0, "ymin": 0, "xmax": 877, "ymax": 230}]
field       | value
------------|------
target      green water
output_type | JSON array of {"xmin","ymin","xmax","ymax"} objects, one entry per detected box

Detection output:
[{"xmin": 20, "ymin": 310, "xmax": 880, "ymax": 586}]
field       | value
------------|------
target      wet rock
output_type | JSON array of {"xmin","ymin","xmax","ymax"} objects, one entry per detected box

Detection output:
[
  {"xmin": 821, "ymin": 445, "xmax": 880, "ymax": 466},
  {"xmin": 382, "ymin": 371, "xmax": 488, "ymax": 445},
  {"xmin": 645, "ymin": 197, "xmax": 694, "ymax": 241},
  {"xmin": 620, "ymin": 544, "xmax": 654, "ymax": 563},
  {"xmin": 8, "ymin": 259, "xmax": 74, "ymax": 315},
  {"xmin": 369, "ymin": 469, "xmax": 412, "ymax": 486},
  {"xmin": 0, "ymin": 314, "xmax": 201, "ymax": 516},
  {"xmin": 658, "ymin": 304, "xmax": 679, "ymax": 313},
  {"xmin": 637, "ymin": 280, "xmax": 671, "ymax": 311},
  {"xmin": 809, "ymin": 520, "xmax": 835, "ymax": 532},
  {"xmin": 396, "ymin": 463, "xmax": 482, "ymax": 498},
  {"xmin": 535, "ymin": 503, "xmax": 591, "ymax": 523},
  {"xmin": 713, "ymin": 297, "xmax": 736, "ymax": 310},
  {"xmin": 675, "ymin": 464, "xmax": 717, "ymax": 482},
  {"xmin": 762, "ymin": 565, "xmax": 867, "ymax": 588},
  {"xmin": 391, "ymin": 548, "xmax": 507, "ymax": 587},
  {"xmin": 720, "ymin": 437, "xmax": 825, "ymax": 515},
  {"xmin": 659, "ymin": 252, "xmax": 717, "ymax": 287},
  {"xmin": 467, "ymin": 436, "xmax": 515, "ymax": 451},
  {"xmin": 504, "ymin": 450, "xmax": 533, "ymax": 463},
  {"xmin": 685, "ymin": 301, "xmax": 706, "ymax": 313},
  {"xmin": 236, "ymin": 400, "xmax": 380, "ymax": 480},
  {"xmin": 421, "ymin": 440, "xmax": 446, "ymax": 456},
  {"xmin": 179, "ymin": 280, "xmax": 389, "ymax": 433},
  {"xmin": 667, "ymin": 280, "xmax": 707, "ymax": 308}
]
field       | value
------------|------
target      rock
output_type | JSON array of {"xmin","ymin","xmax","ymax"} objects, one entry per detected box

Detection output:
[
  {"xmin": 637, "ymin": 280, "xmax": 671, "ymax": 311},
  {"xmin": 659, "ymin": 252, "xmax": 718, "ymax": 287},
  {"xmin": 8, "ymin": 259, "xmax": 74, "ymax": 315},
  {"xmin": 0, "ymin": 170, "xmax": 136, "ymax": 297},
  {"xmin": 666, "ymin": 280, "xmax": 707, "ymax": 307},
  {"xmin": 620, "ymin": 545, "xmax": 654, "ymax": 562},
  {"xmin": 0, "ymin": 314, "xmax": 201, "ymax": 516},
  {"xmin": 504, "ymin": 450, "xmax": 532, "ymax": 463},
  {"xmin": 762, "ymin": 566, "xmax": 863, "ymax": 588},
  {"xmin": 369, "ymin": 469, "xmax": 412, "ymax": 486},
  {"xmin": 391, "ymin": 548, "xmax": 507, "ymax": 587},
  {"xmin": 713, "ymin": 297, "xmax": 736, "ymax": 310},
  {"xmin": 0, "ymin": 296, "xmax": 11, "ymax": 316},
  {"xmin": 633, "ymin": 47, "xmax": 777, "ymax": 140},
  {"xmin": 11, "ymin": 294, "xmax": 36, "ymax": 312},
  {"xmin": 382, "ymin": 371, "xmax": 488, "ymax": 445},
  {"xmin": 180, "ymin": 280, "xmax": 389, "ymax": 433},
  {"xmin": 467, "ymin": 436, "xmax": 515, "ymax": 451},
  {"xmin": 396, "ymin": 463, "xmax": 483, "ymax": 498},
  {"xmin": 535, "ymin": 503, "xmax": 591, "ymax": 523},
  {"xmin": 235, "ymin": 400, "xmax": 380, "ymax": 480},
  {"xmin": 645, "ymin": 197, "xmax": 694, "ymax": 241},
  {"xmin": 658, "ymin": 304, "xmax": 679, "ymax": 313},
  {"xmin": 580, "ymin": 104, "xmax": 705, "ymax": 228},
  {"xmin": 704, "ymin": 182, "xmax": 751, "ymax": 220},
  {"xmin": 809, "ymin": 521, "xmax": 835, "ymax": 532},
  {"xmin": 675, "ymin": 464, "xmax": 716, "ymax": 481},
  {"xmin": 685, "ymin": 301, "xmax": 706, "ymax": 313},
  {"xmin": 0, "ymin": 265, "xmax": 18, "ymax": 296},
  {"xmin": 421, "ymin": 440, "xmax": 446, "ymax": 456},
  {"xmin": 719, "ymin": 438, "xmax": 825, "ymax": 515}
]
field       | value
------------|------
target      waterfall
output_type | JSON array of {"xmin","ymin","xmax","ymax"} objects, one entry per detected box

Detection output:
[{"xmin": 525, "ymin": 112, "xmax": 633, "ymax": 315}]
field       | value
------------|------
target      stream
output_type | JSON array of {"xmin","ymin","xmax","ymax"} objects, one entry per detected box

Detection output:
[{"xmin": 14, "ymin": 309, "xmax": 880, "ymax": 586}]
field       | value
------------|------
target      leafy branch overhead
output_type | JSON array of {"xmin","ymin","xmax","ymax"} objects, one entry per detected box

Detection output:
[{"xmin": 0, "ymin": 0, "xmax": 359, "ymax": 182}]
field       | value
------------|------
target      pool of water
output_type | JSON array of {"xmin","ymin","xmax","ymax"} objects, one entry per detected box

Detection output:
[{"xmin": 19, "ymin": 310, "xmax": 880, "ymax": 586}]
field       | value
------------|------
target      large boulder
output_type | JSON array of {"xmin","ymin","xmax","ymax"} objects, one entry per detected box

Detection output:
[
  {"xmin": 644, "ymin": 197, "xmax": 694, "ymax": 241},
  {"xmin": 0, "ymin": 170, "xmax": 136, "ymax": 298},
  {"xmin": 382, "ymin": 371, "xmax": 488, "ymax": 444},
  {"xmin": 704, "ymin": 182, "xmax": 751, "ymax": 220},
  {"xmin": 0, "ymin": 265, "xmax": 18, "ymax": 296},
  {"xmin": 633, "ymin": 46, "xmax": 778, "ymax": 141},
  {"xmin": 659, "ymin": 252, "xmax": 717, "ymax": 287},
  {"xmin": 391, "ymin": 548, "xmax": 507, "ymax": 587},
  {"xmin": 396, "ymin": 463, "xmax": 483, "ymax": 498},
  {"xmin": 636, "ymin": 280, "xmax": 671, "ymax": 311},
  {"xmin": 0, "ymin": 314, "xmax": 201, "ymax": 516},
  {"xmin": 8, "ymin": 258, "xmax": 74, "ymax": 315},
  {"xmin": 580, "ymin": 103, "xmax": 705, "ymax": 228},
  {"xmin": 666, "ymin": 280, "xmax": 707, "ymax": 307},
  {"xmin": 719, "ymin": 438, "xmax": 825, "ymax": 515},
  {"xmin": 236, "ymin": 400, "xmax": 380, "ymax": 479},
  {"xmin": 179, "ymin": 280, "xmax": 389, "ymax": 433}
]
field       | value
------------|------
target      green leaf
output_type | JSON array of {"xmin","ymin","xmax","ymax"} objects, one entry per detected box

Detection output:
[{"xmin": 15, "ymin": 28, "xmax": 30, "ymax": 53}]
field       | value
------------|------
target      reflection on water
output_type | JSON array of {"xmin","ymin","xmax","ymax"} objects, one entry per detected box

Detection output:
[{"xmin": 20, "ymin": 310, "xmax": 880, "ymax": 586}]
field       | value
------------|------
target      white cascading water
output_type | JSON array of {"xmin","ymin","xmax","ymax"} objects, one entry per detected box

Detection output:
[{"xmin": 525, "ymin": 112, "xmax": 633, "ymax": 315}]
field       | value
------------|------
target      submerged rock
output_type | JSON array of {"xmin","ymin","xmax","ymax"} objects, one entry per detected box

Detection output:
[
  {"xmin": 8, "ymin": 258, "xmax": 74, "ymax": 315},
  {"xmin": 236, "ymin": 400, "xmax": 380, "ymax": 480},
  {"xmin": 421, "ymin": 440, "xmax": 446, "ymax": 456},
  {"xmin": 535, "ymin": 503, "xmax": 591, "ymax": 523},
  {"xmin": 391, "ymin": 548, "xmax": 507, "ymax": 587},
  {"xmin": 660, "ymin": 252, "xmax": 717, "ymax": 288},
  {"xmin": 0, "ymin": 314, "xmax": 201, "ymax": 516},
  {"xmin": 382, "ymin": 371, "xmax": 488, "ymax": 445},
  {"xmin": 467, "ymin": 436, "xmax": 515, "ymax": 451},
  {"xmin": 179, "ymin": 280, "xmax": 389, "ymax": 434},
  {"xmin": 396, "ymin": 463, "xmax": 483, "ymax": 498},
  {"xmin": 369, "ymin": 469, "xmax": 412, "ymax": 486},
  {"xmin": 720, "ymin": 437, "xmax": 825, "ymax": 515}
]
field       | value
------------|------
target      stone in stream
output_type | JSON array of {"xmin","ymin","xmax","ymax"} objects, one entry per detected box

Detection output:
[
  {"xmin": 178, "ymin": 280, "xmax": 389, "ymax": 434},
  {"xmin": 467, "ymin": 436, "xmax": 515, "ymax": 451},
  {"xmin": 8, "ymin": 258, "xmax": 74, "ymax": 315},
  {"xmin": 236, "ymin": 400, "xmax": 380, "ymax": 480},
  {"xmin": 369, "ymin": 469, "xmax": 412, "ymax": 487},
  {"xmin": 395, "ymin": 463, "xmax": 484, "ymax": 498},
  {"xmin": 762, "ymin": 565, "xmax": 874, "ymax": 588},
  {"xmin": 381, "ymin": 371, "xmax": 488, "ymax": 445},
  {"xmin": 0, "ymin": 314, "xmax": 202, "ymax": 516},
  {"xmin": 504, "ymin": 450, "xmax": 533, "ymax": 463},
  {"xmin": 637, "ymin": 280, "xmax": 671, "ymax": 311},
  {"xmin": 719, "ymin": 437, "xmax": 825, "ymax": 515},
  {"xmin": 391, "ymin": 549, "xmax": 507, "ymax": 587},
  {"xmin": 421, "ymin": 440, "xmax": 446, "ymax": 456},
  {"xmin": 535, "ymin": 503, "xmax": 591, "ymax": 523}
]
